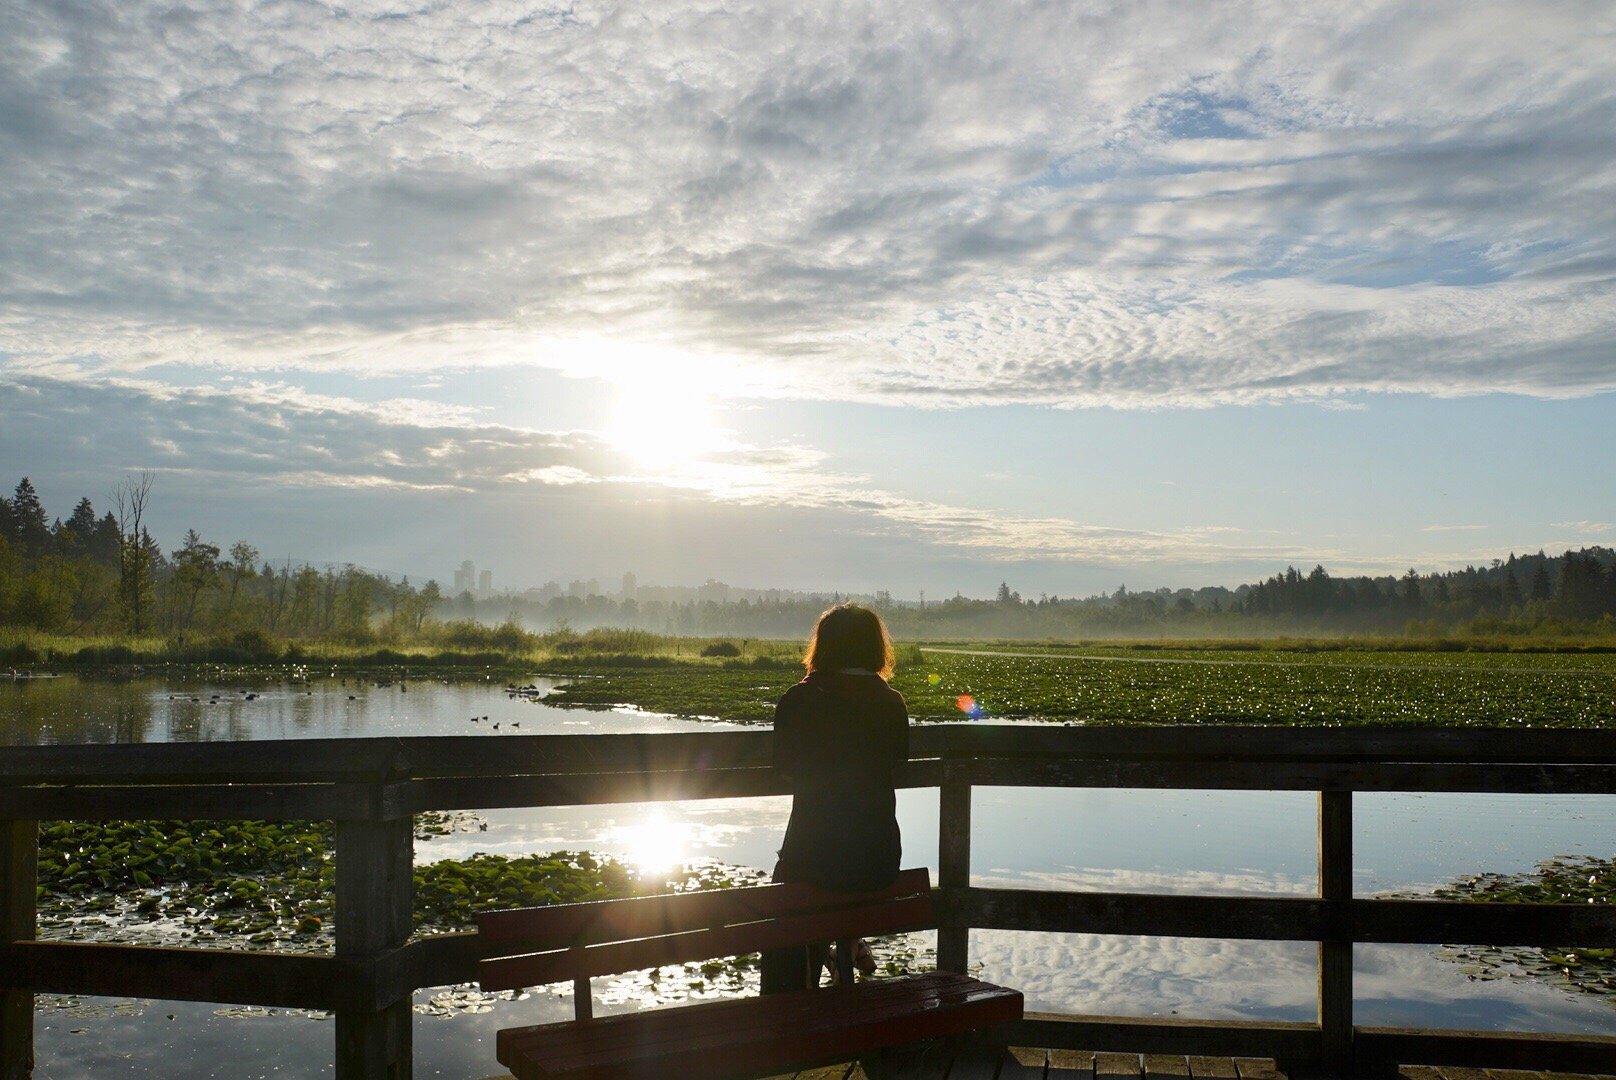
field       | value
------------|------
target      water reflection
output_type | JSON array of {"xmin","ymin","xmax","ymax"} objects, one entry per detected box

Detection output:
[
  {"xmin": 0, "ymin": 672, "xmax": 723, "ymax": 745},
  {"xmin": 609, "ymin": 811, "xmax": 693, "ymax": 876}
]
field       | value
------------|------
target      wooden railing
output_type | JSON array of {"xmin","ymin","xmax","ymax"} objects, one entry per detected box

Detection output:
[{"xmin": 3, "ymin": 726, "xmax": 1616, "ymax": 1079}]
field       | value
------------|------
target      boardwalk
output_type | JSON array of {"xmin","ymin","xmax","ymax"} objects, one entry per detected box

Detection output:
[{"xmin": 775, "ymin": 1054, "xmax": 1616, "ymax": 1080}]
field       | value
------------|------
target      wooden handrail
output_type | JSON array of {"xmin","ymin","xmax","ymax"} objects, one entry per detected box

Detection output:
[
  {"xmin": 7, "ymin": 723, "xmax": 1616, "ymax": 786},
  {"xmin": 3, "ymin": 724, "xmax": 1616, "ymax": 1079}
]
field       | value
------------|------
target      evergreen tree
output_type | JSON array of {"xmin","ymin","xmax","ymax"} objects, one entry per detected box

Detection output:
[
  {"xmin": 1398, "ymin": 569, "xmax": 1419, "ymax": 607},
  {"xmin": 1500, "ymin": 566, "xmax": 1522, "ymax": 609},
  {"xmin": 63, "ymin": 498, "xmax": 98, "ymax": 556},
  {"xmin": 10, "ymin": 478, "xmax": 49, "ymax": 557},
  {"xmin": 1529, "ymin": 560, "xmax": 1553, "ymax": 602},
  {"xmin": 90, "ymin": 512, "xmax": 121, "ymax": 565}
]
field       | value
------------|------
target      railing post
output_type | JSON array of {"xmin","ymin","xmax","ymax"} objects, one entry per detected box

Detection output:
[
  {"xmin": 1317, "ymin": 789, "xmax": 1353, "ymax": 1074},
  {"xmin": 1, "ymin": 819, "xmax": 37, "ymax": 1080},
  {"xmin": 335, "ymin": 813, "xmax": 413, "ymax": 1080},
  {"xmin": 937, "ymin": 763, "xmax": 972, "ymax": 974}
]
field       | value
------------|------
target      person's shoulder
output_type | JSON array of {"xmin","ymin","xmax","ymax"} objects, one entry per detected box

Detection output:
[
  {"xmin": 885, "ymin": 683, "xmax": 908, "ymax": 716},
  {"xmin": 776, "ymin": 678, "xmax": 816, "ymax": 709}
]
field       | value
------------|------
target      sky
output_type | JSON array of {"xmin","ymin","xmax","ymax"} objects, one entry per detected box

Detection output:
[{"xmin": 2, "ymin": 1, "xmax": 1615, "ymax": 596}]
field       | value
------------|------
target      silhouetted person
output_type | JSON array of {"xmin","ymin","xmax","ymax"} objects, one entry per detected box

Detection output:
[{"xmin": 760, "ymin": 604, "xmax": 909, "ymax": 993}]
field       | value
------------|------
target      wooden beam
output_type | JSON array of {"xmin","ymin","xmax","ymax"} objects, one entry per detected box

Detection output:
[
  {"xmin": 1009, "ymin": 1014, "xmax": 1320, "ymax": 1061},
  {"xmin": 0, "ymin": 781, "xmax": 392, "ymax": 821},
  {"xmin": 1, "ymin": 820, "xmax": 36, "ymax": 1080},
  {"xmin": 944, "ymin": 888, "xmax": 1616, "ymax": 946},
  {"xmin": 335, "ymin": 815, "xmax": 414, "ymax": 1080},
  {"xmin": 0, "ymin": 940, "xmax": 345, "ymax": 1010},
  {"xmin": 479, "ymin": 894, "xmax": 935, "ymax": 991},
  {"xmin": 937, "ymin": 764, "xmax": 972, "ymax": 974},
  {"xmin": 1354, "ymin": 1026, "xmax": 1616, "ymax": 1074},
  {"xmin": 961, "ymin": 757, "xmax": 1616, "ymax": 795},
  {"xmin": 1317, "ymin": 790, "xmax": 1353, "ymax": 1072},
  {"xmin": 477, "ymin": 868, "xmax": 932, "ymax": 949},
  {"xmin": 930, "ymin": 724, "xmax": 1616, "ymax": 764},
  {"xmin": 6, "ymin": 724, "xmax": 1616, "ymax": 789}
]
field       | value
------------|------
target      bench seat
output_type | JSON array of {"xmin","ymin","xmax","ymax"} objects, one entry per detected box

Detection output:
[{"xmin": 496, "ymin": 972, "xmax": 1023, "ymax": 1080}]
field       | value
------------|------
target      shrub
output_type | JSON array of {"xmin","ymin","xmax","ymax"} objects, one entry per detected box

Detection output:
[{"xmin": 700, "ymin": 640, "xmax": 741, "ymax": 658}]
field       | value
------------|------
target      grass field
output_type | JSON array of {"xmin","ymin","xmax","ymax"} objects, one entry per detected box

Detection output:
[{"xmin": 543, "ymin": 644, "xmax": 1616, "ymax": 727}]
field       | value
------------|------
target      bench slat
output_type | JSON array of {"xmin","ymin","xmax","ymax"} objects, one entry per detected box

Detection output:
[
  {"xmin": 498, "ymin": 973, "xmax": 1023, "ymax": 1080},
  {"xmin": 481, "ymin": 892, "xmax": 934, "ymax": 990},
  {"xmin": 500, "ymin": 973, "xmax": 1006, "ymax": 1061},
  {"xmin": 479, "ymin": 868, "xmax": 932, "ymax": 950}
]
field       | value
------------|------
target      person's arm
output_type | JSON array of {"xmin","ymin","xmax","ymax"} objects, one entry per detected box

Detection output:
[
  {"xmin": 888, "ymin": 691, "xmax": 910, "ymax": 770},
  {"xmin": 773, "ymin": 685, "xmax": 803, "ymax": 780}
]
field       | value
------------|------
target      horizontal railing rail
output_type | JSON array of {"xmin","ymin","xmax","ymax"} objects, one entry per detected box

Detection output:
[{"xmin": 2, "ymin": 724, "xmax": 1615, "ymax": 1079}]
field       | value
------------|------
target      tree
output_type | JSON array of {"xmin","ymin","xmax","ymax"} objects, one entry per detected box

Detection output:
[
  {"xmin": 114, "ymin": 474, "xmax": 155, "ymax": 633},
  {"xmin": 221, "ymin": 541, "xmax": 260, "ymax": 623},
  {"xmin": 172, "ymin": 529, "xmax": 222, "ymax": 629},
  {"xmin": 63, "ymin": 498, "xmax": 98, "ymax": 557},
  {"xmin": 89, "ymin": 512, "xmax": 121, "ymax": 566},
  {"xmin": 1500, "ymin": 565, "xmax": 1522, "ymax": 610},
  {"xmin": 1400, "ymin": 569, "xmax": 1422, "ymax": 608},
  {"xmin": 1529, "ymin": 560, "xmax": 1553, "ymax": 602},
  {"xmin": 1555, "ymin": 551, "xmax": 1603, "ymax": 620},
  {"xmin": 9, "ymin": 478, "xmax": 49, "ymax": 557}
]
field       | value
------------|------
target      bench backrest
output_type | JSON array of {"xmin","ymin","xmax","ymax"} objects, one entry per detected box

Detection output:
[{"xmin": 477, "ymin": 867, "xmax": 934, "ymax": 992}]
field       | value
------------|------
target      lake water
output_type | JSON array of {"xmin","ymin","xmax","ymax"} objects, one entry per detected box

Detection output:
[{"xmin": 5, "ymin": 672, "xmax": 1614, "ymax": 1078}]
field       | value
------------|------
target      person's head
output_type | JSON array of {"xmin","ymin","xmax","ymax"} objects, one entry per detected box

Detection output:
[{"xmin": 803, "ymin": 603, "xmax": 895, "ymax": 679}]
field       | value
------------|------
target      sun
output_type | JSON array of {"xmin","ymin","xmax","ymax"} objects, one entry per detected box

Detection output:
[
  {"xmin": 613, "ymin": 811, "xmax": 690, "ymax": 878},
  {"xmin": 606, "ymin": 374, "xmax": 728, "ymax": 468}
]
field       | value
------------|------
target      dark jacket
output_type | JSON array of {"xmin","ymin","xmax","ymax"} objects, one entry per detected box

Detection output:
[{"xmin": 773, "ymin": 669, "xmax": 909, "ymax": 892}]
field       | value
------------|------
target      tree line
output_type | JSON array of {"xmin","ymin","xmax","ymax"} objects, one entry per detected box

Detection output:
[
  {"xmin": 450, "ymin": 553, "xmax": 1616, "ymax": 639},
  {"xmin": 3, "ymin": 474, "xmax": 1614, "ymax": 643},
  {"xmin": 0, "ymin": 477, "xmax": 437, "ymax": 643}
]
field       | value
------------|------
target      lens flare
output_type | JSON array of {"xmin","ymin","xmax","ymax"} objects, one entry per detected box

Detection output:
[{"xmin": 955, "ymin": 694, "xmax": 984, "ymax": 719}]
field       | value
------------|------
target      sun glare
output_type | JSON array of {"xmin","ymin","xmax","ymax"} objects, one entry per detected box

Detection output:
[
  {"xmin": 606, "ymin": 375, "xmax": 728, "ymax": 467},
  {"xmin": 613, "ymin": 811, "xmax": 690, "ymax": 878}
]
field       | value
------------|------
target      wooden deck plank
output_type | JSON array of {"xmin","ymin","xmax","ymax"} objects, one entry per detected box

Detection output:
[
  {"xmin": 863, "ymin": 1039, "xmax": 954, "ymax": 1080},
  {"xmin": 998, "ymin": 1050, "xmax": 1050, "ymax": 1080},
  {"xmin": 1229, "ymin": 1060, "xmax": 1283, "ymax": 1080},
  {"xmin": 1186, "ymin": 1058, "xmax": 1238, "ymax": 1079},
  {"xmin": 949, "ymin": 1043, "xmax": 1013, "ymax": 1080},
  {"xmin": 1048, "ymin": 1049, "xmax": 1094, "ymax": 1078},
  {"xmin": 1009, "ymin": 1047, "xmax": 1050, "ymax": 1075},
  {"xmin": 1143, "ymin": 1055, "xmax": 1191, "ymax": 1079},
  {"xmin": 1095, "ymin": 1052, "xmax": 1144, "ymax": 1079}
]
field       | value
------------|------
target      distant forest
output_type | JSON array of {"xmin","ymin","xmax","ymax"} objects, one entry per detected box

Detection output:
[{"xmin": 2, "ymin": 476, "xmax": 1615, "ymax": 643}]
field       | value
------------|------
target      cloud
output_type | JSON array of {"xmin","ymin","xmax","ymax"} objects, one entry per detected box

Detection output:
[
  {"xmin": 1, "ymin": 374, "xmax": 1351, "ymax": 574},
  {"xmin": 2, "ymin": 2, "xmax": 1614, "ymax": 405}
]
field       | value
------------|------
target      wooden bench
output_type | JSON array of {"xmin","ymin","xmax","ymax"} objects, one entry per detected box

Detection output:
[{"xmin": 476, "ymin": 867, "xmax": 1024, "ymax": 1080}]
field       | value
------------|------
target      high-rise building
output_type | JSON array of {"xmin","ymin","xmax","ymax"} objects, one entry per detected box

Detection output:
[
  {"xmin": 454, "ymin": 560, "xmax": 475, "ymax": 595},
  {"xmin": 620, "ymin": 572, "xmax": 638, "ymax": 599},
  {"xmin": 478, "ymin": 569, "xmax": 492, "ymax": 596}
]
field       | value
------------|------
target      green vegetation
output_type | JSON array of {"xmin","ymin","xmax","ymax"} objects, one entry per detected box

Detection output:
[
  {"xmin": 1416, "ymin": 856, "xmax": 1616, "ymax": 1002},
  {"xmin": 0, "ymin": 624, "xmax": 800, "ymax": 670},
  {"xmin": 37, "ymin": 817, "xmax": 641, "ymax": 948},
  {"xmin": 544, "ymin": 645, "xmax": 1616, "ymax": 726}
]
